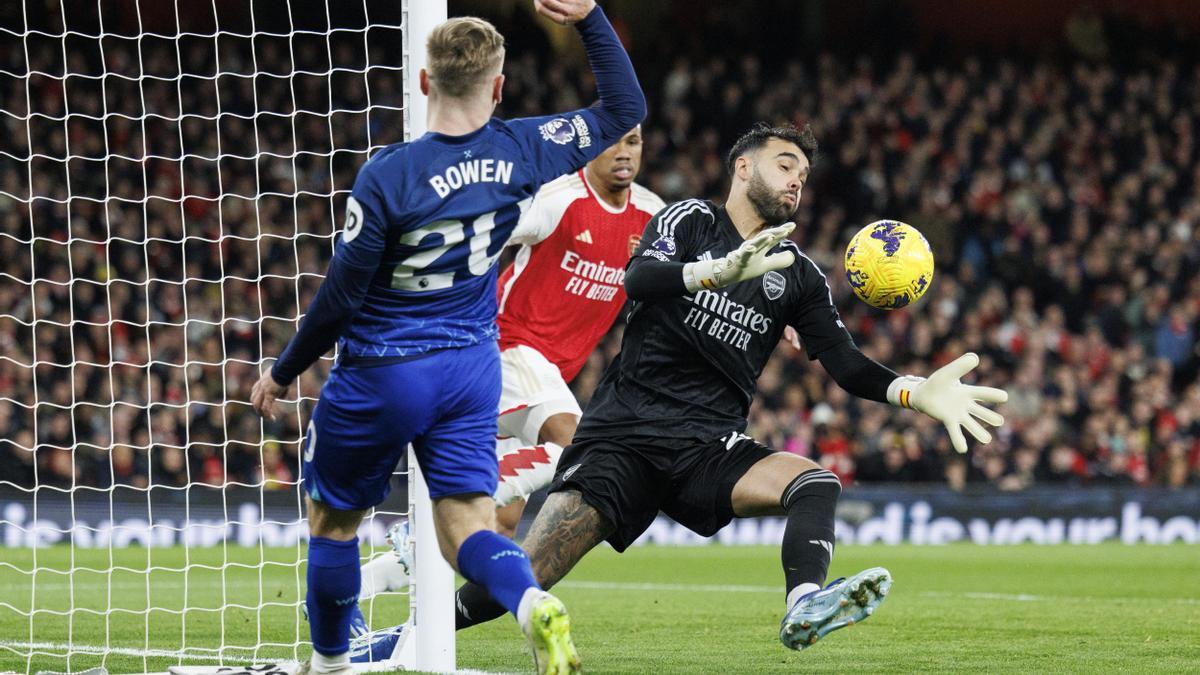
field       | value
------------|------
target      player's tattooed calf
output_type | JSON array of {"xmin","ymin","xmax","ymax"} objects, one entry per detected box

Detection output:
[{"xmin": 523, "ymin": 490, "xmax": 614, "ymax": 588}]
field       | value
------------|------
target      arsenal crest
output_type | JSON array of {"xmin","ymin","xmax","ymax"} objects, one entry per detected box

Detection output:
[
  {"xmin": 763, "ymin": 270, "xmax": 786, "ymax": 300},
  {"xmin": 628, "ymin": 234, "xmax": 641, "ymax": 256}
]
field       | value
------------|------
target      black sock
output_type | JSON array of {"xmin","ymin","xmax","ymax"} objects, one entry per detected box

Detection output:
[
  {"xmin": 780, "ymin": 469, "xmax": 841, "ymax": 601},
  {"xmin": 454, "ymin": 581, "xmax": 508, "ymax": 630}
]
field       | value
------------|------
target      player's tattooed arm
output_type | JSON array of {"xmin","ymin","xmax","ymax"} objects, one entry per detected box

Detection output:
[{"xmin": 522, "ymin": 490, "xmax": 614, "ymax": 589}]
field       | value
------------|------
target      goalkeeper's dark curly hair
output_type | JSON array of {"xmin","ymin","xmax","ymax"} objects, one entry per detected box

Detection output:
[{"xmin": 725, "ymin": 122, "xmax": 818, "ymax": 175}]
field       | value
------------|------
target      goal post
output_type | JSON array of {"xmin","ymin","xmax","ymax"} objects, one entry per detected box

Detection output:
[
  {"xmin": 393, "ymin": 0, "xmax": 456, "ymax": 670},
  {"xmin": 0, "ymin": 0, "xmax": 452, "ymax": 672},
  {"xmin": 395, "ymin": 453, "xmax": 456, "ymax": 672}
]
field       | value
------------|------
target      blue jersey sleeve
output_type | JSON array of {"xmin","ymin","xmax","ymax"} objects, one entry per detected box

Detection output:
[
  {"xmin": 505, "ymin": 5, "xmax": 645, "ymax": 185},
  {"xmin": 271, "ymin": 169, "xmax": 388, "ymax": 385}
]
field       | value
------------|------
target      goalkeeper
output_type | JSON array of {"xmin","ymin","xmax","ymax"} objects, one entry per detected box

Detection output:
[{"xmin": 442, "ymin": 122, "xmax": 1009, "ymax": 651}]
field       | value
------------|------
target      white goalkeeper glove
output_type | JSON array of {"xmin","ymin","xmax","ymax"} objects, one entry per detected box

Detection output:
[
  {"xmin": 683, "ymin": 222, "xmax": 796, "ymax": 293},
  {"xmin": 888, "ymin": 352, "xmax": 1008, "ymax": 454}
]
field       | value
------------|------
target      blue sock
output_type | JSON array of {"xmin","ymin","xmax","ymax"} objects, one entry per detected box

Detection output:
[
  {"xmin": 456, "ymin": 530, "xmax": 540, "ymax": 617},
  {"xmin": 306, "ymin": 536, "xmax": 361, "ymax": 655}
]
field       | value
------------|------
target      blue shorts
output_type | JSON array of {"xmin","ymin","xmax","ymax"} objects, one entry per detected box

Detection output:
[{"xmin": 301, "ymin": 340, "xmax": 501, "ymax": 509}]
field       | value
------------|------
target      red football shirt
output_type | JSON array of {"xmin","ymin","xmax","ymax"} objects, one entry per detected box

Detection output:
[{"xmin": 497, "ymin": 170, "xmax": 664, "ymax": 381}]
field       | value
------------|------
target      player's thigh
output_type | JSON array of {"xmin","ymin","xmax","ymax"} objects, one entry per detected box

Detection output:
[
  {"xmin": 730, "ymin": 451, "xmax": 823, "ymax": 517},
  {"xmin": 662, "ymin": 434, "xmax": 776, "ymax": 536},
  {"xmin": 497, "ymin": 345, "xmax": 582, "ymax": 445},
  {"xmin": 413, "ymin": 341, "xmax": 503, "ymax": 501},
  {"xmin": 549, "ymin": 438, "xmax": 666, "ymax": 552},
  {"xmin": 304, "ymin": 362, "xmax": 438, "ymax": 511},
  {"xmin": 538, "ymin": 411, "xmax": 578, "ymax": 447}
]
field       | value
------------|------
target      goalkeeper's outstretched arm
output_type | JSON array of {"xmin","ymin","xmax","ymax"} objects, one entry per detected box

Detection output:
[
  {"xmin": 785, "ymin": 251, "xmax": 1009, "ymax": 454},
  {"xmin": 814, "ymin": 343, "xmax": 1008, "ymax": 455}
]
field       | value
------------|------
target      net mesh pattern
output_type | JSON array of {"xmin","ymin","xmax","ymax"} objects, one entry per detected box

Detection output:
[{"xmin": 0, "ymin": 1, "xmax": 407, "ymax": 671}]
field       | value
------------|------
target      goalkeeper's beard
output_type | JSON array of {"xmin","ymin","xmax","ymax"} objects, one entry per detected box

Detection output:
[{"xmin": 746, "ymin": 167, "xmax": 797, "ymax": 225}]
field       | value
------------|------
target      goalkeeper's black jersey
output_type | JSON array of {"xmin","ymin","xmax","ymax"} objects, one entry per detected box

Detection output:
[{"xmin": 574, "ymin": 199, "xmax": 854, "ymax": 446}]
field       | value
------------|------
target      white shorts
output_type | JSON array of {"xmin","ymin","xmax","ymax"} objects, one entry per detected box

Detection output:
[{"xmin": 496, "ymin": 345, "xmax": 582, "ymax": 447}]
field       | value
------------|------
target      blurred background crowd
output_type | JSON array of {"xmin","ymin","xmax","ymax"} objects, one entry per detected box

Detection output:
[{"xmin": 2, "ymin": 0, "xmax": 1200, "ymax": 493}]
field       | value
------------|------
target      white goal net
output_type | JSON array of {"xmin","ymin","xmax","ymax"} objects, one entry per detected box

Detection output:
[{"xmin": 0, "ymin": 1, "xmax": 450, "ymax": 672}]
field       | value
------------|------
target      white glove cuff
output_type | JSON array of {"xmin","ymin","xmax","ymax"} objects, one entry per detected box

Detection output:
[
  {"xmin": 887, "ymin": 375, "xmax": 926, "ymax": 409},
  {"xmin": 683, "ymin": 260, "xmax": 718, "ymax": 293}
]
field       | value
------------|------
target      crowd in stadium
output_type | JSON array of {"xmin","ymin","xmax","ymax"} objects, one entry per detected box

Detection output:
[{"xmin": 3, "ymin": 13, "xmax": 1200, "ymax": 492}]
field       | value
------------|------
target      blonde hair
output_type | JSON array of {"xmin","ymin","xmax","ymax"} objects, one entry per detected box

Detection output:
[{"xmin": 426, "ymin": 17, "xmax": 505, "ymax": 98}]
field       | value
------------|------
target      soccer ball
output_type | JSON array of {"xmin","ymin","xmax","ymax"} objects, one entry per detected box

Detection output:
[{"xmin": 844, "ymin": 220, "xmax": 934, "ymax": 310}]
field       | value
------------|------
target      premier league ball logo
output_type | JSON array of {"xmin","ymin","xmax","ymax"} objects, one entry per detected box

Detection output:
[
  {"xmin": 651, "ymin": 235, "xmax": 677, "ymax": 255},
  {"xmin": 538, "ymin": 118, "xmax": 576, "ymax": 145}
]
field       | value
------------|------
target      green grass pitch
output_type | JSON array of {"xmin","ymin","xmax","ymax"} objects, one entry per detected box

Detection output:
[{"xmin": 1, "ymin": 543, "xmax": 1197, "ymax": 673}]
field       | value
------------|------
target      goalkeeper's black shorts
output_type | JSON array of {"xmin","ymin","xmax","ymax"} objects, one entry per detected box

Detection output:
[{"xmin": 547, "ymin": 432, "xmax": 774, "ymax": 552}]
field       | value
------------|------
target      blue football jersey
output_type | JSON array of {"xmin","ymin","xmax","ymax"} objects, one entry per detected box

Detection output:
[
  {"xmin": 335, "ymin": 112, "xmax": 609, "ymax": 359},
  {"xmin": 269, "ymin": 5, "xmax": 644, "ymax": 385}
]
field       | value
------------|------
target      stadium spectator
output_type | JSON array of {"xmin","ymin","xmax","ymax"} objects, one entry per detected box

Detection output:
[{"xmin": 4, "ymin": 8, "xmax": 1200, "ymax": 492}]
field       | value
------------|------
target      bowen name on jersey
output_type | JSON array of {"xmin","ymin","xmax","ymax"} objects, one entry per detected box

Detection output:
[
  {"xmin": 428, "ymin": 158, "xmax": 515, "ymax": 198},
  {"xmin": 683, "ymin": 289, "xmax": 773, "ymax": 351}
]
